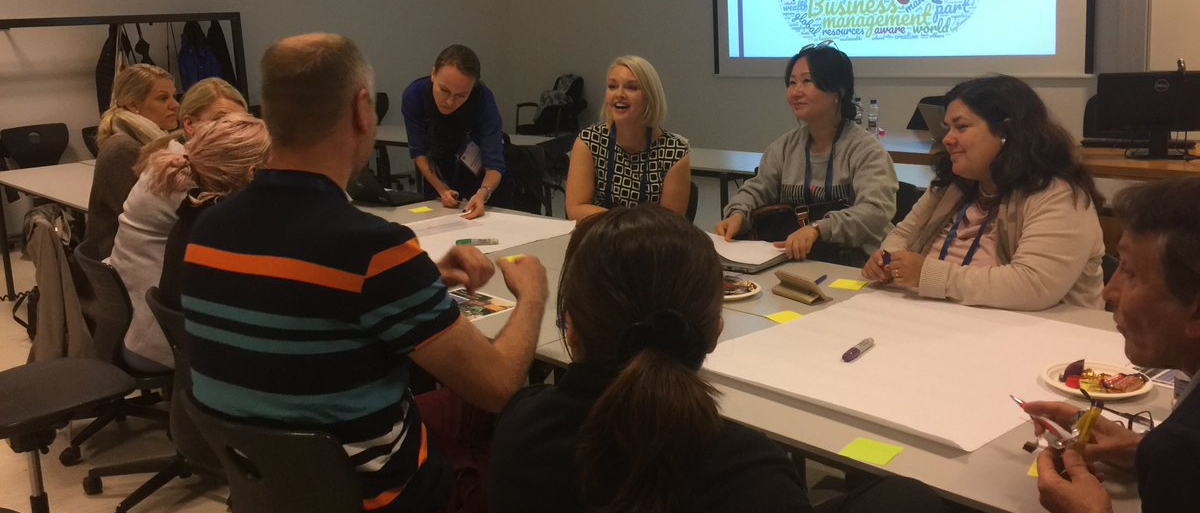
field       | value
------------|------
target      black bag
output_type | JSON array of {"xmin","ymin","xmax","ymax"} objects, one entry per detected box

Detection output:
[
  {"xmin": 749, "ymin": 200, "xmax": 849, "ymax": 242},
  {"xmin": 12, "ymin": 287, "xmax": 38, "ymax": 340}
]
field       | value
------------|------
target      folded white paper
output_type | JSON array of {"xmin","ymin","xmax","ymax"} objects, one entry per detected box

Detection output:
[{"xmin": 707, "ymin": 232, "xmax": 785, "ymax": 265}]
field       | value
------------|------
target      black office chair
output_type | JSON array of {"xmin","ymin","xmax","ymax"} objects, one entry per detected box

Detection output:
[
  {"xmin": 501, "ymin": 133, "xmax": 561, "ymax": 216},
  {"xmin": 892, "ymin": 181, "xmax": 923, "ymax": 225},
  {"xmin": 371, "ymin": 92, "xmax": 396, "ymax": 186},
  {"xmin": 515, "ymin": 74, "xmax": 587, "ymax": 137},
  {"xmin": 81, "ymin": 126, "xmax": 100, "ymax": 158},
  {"xmin": 62, "ymin": 239, "xmax": 171, "ymax": 466},
  {"xmin": 80, "ymin": 287, "xmax": 226, "ymax": 510},
  {"xmin": 1102, "ymin": 253, "xmax": 1119, "ymax": 285},
  {"xmin": 0, "ymin": 123, "xmax": 69, "ymax": 168},
  {"xmin": 0, "ymin": 358, "xmax": 135, "ymax": 513},
  {"xmin": 1, "ymin": 123, "xmax": 70, "ymax": 202},
  {"xmin": 182, "ymin": 390, "xmax": 362, "ymax": 513}
]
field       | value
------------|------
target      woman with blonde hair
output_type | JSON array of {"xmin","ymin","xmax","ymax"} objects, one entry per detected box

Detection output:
[
  {"xmin": 564, "ymin": 55, "xmax": 692, "ymax": 220},
  {"xmin": 108, "ymin": 112, "xmax": 269, "ymax": 371},
  {"xmin": 135, "ymin": 77, "xmax": 248, "ymax": 173},
  {"xmin": 87, "ymin": 63, "xmax": 178, "ymax": 257}
]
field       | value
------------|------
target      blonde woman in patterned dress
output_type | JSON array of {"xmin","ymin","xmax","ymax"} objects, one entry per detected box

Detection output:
[{"xmin": 565, "ymin": 55, "xmax": 692, "ymax": 220}]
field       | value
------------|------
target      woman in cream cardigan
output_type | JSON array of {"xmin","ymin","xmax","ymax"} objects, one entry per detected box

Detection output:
[{"xmin": 863, "ymin": 75, "xmax": 1105, "ymax": 311}]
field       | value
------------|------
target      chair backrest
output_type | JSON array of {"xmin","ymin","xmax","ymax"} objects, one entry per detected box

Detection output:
[
  {"xmin": 1, "ymin": 123, "xmax": 69, "ymax": 168},
  {"xmin": 892, "ymin": 181, "xmax": 923, "ymax": 226},
  {"xmin": 146, "ymin": 286, "xmax": 223, "ymax": 474},
  {"xmin": 181, "ymin": 390, "xmax": 362, "ymax": 513},
  {"xmin": 375, "ymin": 92, "xmax": 390, "ymax": 124},
  {"xmin": 73, "ymin": 238, "xmax": 134, "ymax": 365},
  {"xmin": 501, "ymin": 134, "xmax": 553, "ymax": 215},
  {"xmin": 81, "ymin": 126, "xmax": 100, "ymax": 158}
]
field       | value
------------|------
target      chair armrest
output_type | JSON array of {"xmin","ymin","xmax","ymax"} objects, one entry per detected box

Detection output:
[{"xmin": 516, "ymin": 102, "xmax": 537, "ymax": 108}]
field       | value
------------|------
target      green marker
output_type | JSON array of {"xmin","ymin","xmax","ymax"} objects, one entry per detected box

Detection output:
[{"xmin": 455, "ymin": 238, "xmax": 498, "ymax": 245}]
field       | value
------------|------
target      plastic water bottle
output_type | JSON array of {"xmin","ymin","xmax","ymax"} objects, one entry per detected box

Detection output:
[
  {"xmin": 853, "ymin": 97, "xmax": 864, "ymax": 127},
  {"xmin": 867, "ymin": 99, "xmax": 879, "ymax": 138}
]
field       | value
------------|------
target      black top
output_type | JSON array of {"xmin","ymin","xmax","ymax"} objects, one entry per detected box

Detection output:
[
  {"xmin": 489, "ymin": 362, "xmax": 812, "ymax": 513},
  {"xmin": 1136, "ymin": 382, "xmax": 1200, "ymax": 510},
  {"xmin": 158, "ymin": 192, "xmax": 211, "ymax": 311}
]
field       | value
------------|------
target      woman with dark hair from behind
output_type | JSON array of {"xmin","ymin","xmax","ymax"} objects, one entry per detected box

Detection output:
[
  {"xmin": 863, "ymin": 75, "xmax": 1105, "ymax": 311},
  {"xmin": 489, "ymin": 205, "xmax": 944, "ymax": 513}
]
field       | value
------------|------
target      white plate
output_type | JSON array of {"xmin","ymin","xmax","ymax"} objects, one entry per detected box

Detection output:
[
  {"xmin": 1042, "ymin": 361, "xmax": 1152, "ymax": 400},
  {"xmin": 723, "ymin": 276, "xmax": 761, "ymax": 301}
]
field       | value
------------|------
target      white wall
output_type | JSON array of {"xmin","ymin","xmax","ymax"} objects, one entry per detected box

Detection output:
[
  {"xmin": 502, "ymin": 0, "xmax": 1139, "ymax": 153},
  {"xmin": 1148, "ymin": 0, "xmax": 1200, "ymax": 71},
  {"xmin": 0, "ymin": 0, "xmax": 1183, "ymax": 164}
]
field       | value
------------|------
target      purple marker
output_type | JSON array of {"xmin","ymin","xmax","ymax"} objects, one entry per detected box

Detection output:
[
  {"xmin": 842, "ymin": 338, "xmax": 875, "ymax": 363},
  {"xmin": 882, "ymin": 250, "xmax": 891, "ymax": 266}
]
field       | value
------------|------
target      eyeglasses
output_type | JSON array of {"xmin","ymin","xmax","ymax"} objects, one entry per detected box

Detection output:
[
  {"xmin": 801, "ymin": 39, "xmax": 838, "ymax": 51},
  {"xmin": 1079, "ymin": 389, "xmax": 1155, "ymax": 430}
]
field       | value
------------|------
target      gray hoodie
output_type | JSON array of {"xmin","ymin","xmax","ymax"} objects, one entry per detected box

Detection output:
[{"xmin": 724, "ymin": 122, "xmax": 898, "ymax": 254}]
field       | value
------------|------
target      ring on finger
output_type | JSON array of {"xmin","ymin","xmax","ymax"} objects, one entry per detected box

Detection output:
[{"xmin": 892, "ymin": 268, "xmax": 900, "ymax": 278}]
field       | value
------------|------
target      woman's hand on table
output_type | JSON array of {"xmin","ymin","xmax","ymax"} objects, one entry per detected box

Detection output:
[{"xmin": 884, "ymin": 250, "xmax": 924, "ymax": 287}]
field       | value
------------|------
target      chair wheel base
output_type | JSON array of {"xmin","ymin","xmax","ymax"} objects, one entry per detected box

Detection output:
[
  {"xmin": 59, "ymin": 446, "xmax": 81, "ymax": 466},
  {"xmin": 83, "ymin": 475, "xmax": 102, "ymax": 495}
]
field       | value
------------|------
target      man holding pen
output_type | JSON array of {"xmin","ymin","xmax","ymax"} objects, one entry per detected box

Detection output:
[{"xmin": 1021, "ymin": 178, "xmax": 1200, "ymax": 512}]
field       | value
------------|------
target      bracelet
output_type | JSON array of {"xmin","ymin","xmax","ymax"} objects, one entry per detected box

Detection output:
[{"xmin": 479, "ymin": 184, "xmax": 493, "ymax": 202}]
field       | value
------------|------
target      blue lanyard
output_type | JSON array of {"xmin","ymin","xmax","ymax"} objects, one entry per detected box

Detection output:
[
  {"xmin": 603, "ymin": 123, "xmax": 654, "ymax": 207},
  {"xmin": 938, "ymin": 198, "xmax": 996, "ymax": 265},
  {"xmin": 802, "ymin": 120, "xmax": 846, "ymax": 205}
]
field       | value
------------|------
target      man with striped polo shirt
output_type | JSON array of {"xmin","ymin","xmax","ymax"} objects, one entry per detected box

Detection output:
[{"xmin": 180, "ymin": 33, "xmax": 547, "ymax": 512}]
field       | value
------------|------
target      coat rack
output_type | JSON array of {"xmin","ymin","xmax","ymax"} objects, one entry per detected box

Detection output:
[{"xmin": 0, "ymin": 12, "xmax": 249, "ymax": 99}]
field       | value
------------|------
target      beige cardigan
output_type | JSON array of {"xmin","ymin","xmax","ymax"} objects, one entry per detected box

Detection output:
[{"xmin": 881, "ymin": 178, "xmax": 1104, "ymax": 311}]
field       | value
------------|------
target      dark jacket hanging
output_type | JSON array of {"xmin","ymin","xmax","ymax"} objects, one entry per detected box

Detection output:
[
  {"xmin": 95, "ymin": 24, "xmax": 119, "ymax": 114},
  {"xmin": 177, "ymin": 21, "xmax": 222, "ymax": 90},
  {"xmin": 205, "ymin": 21, "xmax": 238, "ymax": 86}
]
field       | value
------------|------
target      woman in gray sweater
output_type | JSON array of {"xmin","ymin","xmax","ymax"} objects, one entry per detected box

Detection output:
[{"xmin": 716, "ymin": 45, "xmax": 897, "ymax": 264}]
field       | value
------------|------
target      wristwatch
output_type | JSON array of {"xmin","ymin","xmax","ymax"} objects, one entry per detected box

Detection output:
[{"xmin": 479, "ymin": 184, "xmax": 493, "ymax": 202}]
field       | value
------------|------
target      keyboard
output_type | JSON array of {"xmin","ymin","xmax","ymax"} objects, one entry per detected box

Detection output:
[{"xmin": 1080, "ymin": 138, "xmax": 1196, "ymax": 149}]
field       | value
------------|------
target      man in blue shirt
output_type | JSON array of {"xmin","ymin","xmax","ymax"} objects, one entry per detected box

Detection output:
[{"xmin": 402, "ymin": 44, "xmax": 506, "ymax": 219}]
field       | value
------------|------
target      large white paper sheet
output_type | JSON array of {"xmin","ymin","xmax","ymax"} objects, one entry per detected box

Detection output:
[
  {"xmin": 706, "ymin": 232, "xmax": 785, "ymax": 265},
  {"xmin": 408, "ymin": 212, "xmax": 575, "ymax": 261},
  {"xmin": 704, "ymin": 290, "xmax": 1128, "ymax": 452}
]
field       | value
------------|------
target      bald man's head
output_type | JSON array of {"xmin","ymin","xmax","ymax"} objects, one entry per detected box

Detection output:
[{"xmin": 260, "ymin": 33, "xmax": 375, "ymax": 148}]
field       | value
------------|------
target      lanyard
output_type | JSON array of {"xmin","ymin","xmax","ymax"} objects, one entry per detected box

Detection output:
[
  {"xmin": 604, "ymin": 123, "xmax": 654, "ymax": 207},
  {"xmin": 938, "ymin": 198, "xmax": 997, "ymax": 265},
  {"xmin": 802, "ymin": 119, "xmax": 846, "ymax": 205}
]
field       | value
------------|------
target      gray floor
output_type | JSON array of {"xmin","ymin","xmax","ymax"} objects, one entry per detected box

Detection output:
[{"xmin": 0, "ymin": 180, "xmax": 844, "ymax": 512}]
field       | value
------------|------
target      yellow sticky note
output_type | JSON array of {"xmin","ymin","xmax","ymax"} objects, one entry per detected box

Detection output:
[
  {"xmin": 765, "ymin": 310, "xmax": 803, "ymax": 323},
  {"xmin": 503, "ymin": 254, "xmax": 526, "ymax": 262},
  {"xmin": 830, "ymin": 278, "xmax": 868, "ymax": 290},
  {"xmin": 1027, "ymin": 459, "xmax": 1039, "ymax": 477},
  {"xmin": 838, "ymin": 437, "xmax": 904, "ymax": 466},
  {"xmin": 408, "ymin": 206, "xmax": 433, "ymax": 213}
]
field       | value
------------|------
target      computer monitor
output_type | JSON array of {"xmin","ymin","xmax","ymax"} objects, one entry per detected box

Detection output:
[{"xmin": 1096, "ymin": 71, "xmax": 1200, "ymax": 159}]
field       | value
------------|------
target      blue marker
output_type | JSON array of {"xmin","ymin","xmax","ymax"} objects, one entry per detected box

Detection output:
[
  {"xmin": 882, "ymin": 250, "xmax": 892, "ymax": 266},
  {"xmin": 815, "ymin": 275, "xmax": 828, "ymax": 285}
]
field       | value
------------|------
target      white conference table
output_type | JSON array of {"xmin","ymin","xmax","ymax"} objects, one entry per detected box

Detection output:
[
  {"xmin": 0, "ymin": 161, "xmax": 96, "ymax": 296},
  {"xmin": 1, "ymin": 160, "xmax": 1157, "ymax": 511},
  {"xmin": 361, "ymin": 200, "xmax": 1156, "ymax": 513}
]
